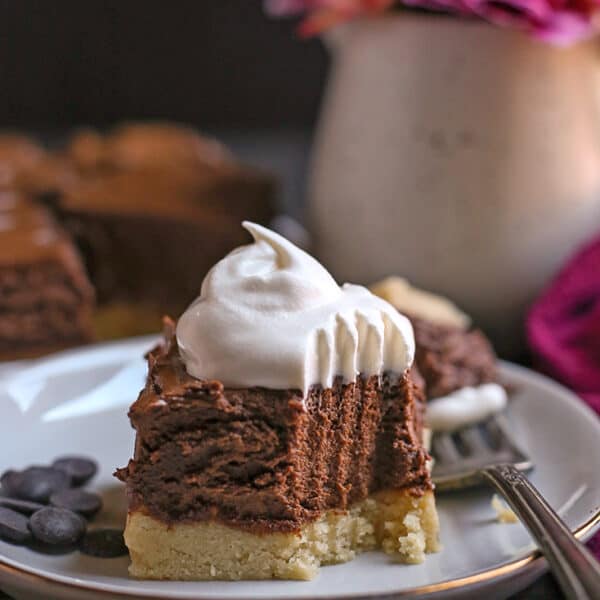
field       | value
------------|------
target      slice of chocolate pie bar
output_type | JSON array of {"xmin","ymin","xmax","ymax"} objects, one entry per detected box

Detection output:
[{"xmin": 116, "ymin": 224, "xmax": 439, "ymax": 580}]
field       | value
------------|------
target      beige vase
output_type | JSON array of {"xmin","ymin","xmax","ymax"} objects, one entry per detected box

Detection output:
[{"xmin": 308, "ymin": 14, "xmax": 600, "ymax": 358}]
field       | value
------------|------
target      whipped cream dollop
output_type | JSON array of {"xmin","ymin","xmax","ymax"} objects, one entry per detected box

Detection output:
[
  {"xmin": 426, "ymin": 383, "xmax": 508, "ymax": 432},
  {"xmin": 176, "ymin": 222, "xmax": 414, "ymax": 395}
]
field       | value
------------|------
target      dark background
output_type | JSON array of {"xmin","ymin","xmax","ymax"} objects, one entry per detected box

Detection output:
[{"xmin": 0, "ymin": 0, "xmax": 327, "ymax": 131}]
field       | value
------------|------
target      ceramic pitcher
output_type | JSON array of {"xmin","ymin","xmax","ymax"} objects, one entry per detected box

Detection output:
[{"xmin": 308, "ymin": 14, "xmax": 600, "ymax": 357}]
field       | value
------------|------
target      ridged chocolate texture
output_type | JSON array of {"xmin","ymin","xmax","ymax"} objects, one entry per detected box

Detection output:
[
  {"xmin": 116, "ymin": 320, "xmax": 432, "ymax": 534},
  {"xmin": 410, "ymin": 315, "xmax": 498, "ymax": 399}
]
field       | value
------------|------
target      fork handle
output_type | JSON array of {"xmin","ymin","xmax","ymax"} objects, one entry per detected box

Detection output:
[{"xmin": 482, "ymin": 464, "xmax": 600, "ymax": 600}]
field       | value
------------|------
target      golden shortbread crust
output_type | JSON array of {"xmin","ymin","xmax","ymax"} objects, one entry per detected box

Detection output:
[{"xmin": 125, "ymin": 489, "xmax": 440, "ymax": 581}]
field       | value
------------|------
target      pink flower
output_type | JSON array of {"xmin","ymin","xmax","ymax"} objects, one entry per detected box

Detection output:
[
  {"xmin": 527, "ymin": 233, "xmax": 600, "ymax": 415},
  {"xmin": 265, "ymin": 0, "xmax": 600, "ymax": 43},
  {"xmin": 264, "ymin": 0, "xmax": 323, "ymax": 16},
  {"xmin": 462, "ymin": 0, "xmax": 600, "ymax": 44},
  {"xmin": 401, "ymin": 0, "xmax": 471, "ymax": 14},
  {"xmin": 265, "ymin": 0, "xmax": 396, "ymax": 36}
]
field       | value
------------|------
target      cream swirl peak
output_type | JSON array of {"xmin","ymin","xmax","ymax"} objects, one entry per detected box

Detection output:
[{"xmin": 176, "ymin": 222, "xmax": 414, "ymax": 395}]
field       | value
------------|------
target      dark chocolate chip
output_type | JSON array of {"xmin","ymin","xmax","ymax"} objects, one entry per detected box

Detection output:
[
  {"xmin": 79, "ymin": 529, "xmax": 128, "ymax": 558},
  {"xmin": 50, "ymin": 489, "xmax": 102, "ymax": 518},
  {"xmin": 0, "ymin": 506, "xmax": 31, "ymax": 543},
  {"xmin": 0, "ymin": 497, "xmax": 45, "ymax": 515},
  {"xmin": 52, "ymin": 457, "xmax": 98, "ymax": 486},
  {"xmin": 29, "ymin": 507, "xmax": 86, "ymax": 546},
  {"xmin": 0, "ymin": 470, "xmax": 22, "ymax": 496},
  {"xmin": 12, "ymin": 467, "xmax": 71, "ymax": 503}
]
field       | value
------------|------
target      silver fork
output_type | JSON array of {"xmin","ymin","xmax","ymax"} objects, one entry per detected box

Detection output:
[{"xmin": 431, "ymin": 413, "xmax": 600, "ymax": 600}]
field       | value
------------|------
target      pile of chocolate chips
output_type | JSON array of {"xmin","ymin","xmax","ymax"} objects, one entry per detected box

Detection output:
[{"xmin": 0, "ymin": 456, "xmax": 127, "ymax": 558}]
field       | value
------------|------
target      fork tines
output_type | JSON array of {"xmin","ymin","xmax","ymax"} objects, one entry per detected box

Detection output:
[{"xmin": 431, "ymin": 413, "xmax": 533, "ymax": 491}]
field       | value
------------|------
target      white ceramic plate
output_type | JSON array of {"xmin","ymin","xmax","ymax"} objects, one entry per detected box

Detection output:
[{"xmin": 0, "ymin": 337, "xmax": 598, "ymax": 600}]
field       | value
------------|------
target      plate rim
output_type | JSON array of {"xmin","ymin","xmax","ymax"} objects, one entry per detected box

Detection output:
[
  {"xmin": 1, "ymin": 512, "xmax": 598, "ymax": 600},
  {"xmin": 0, "ymin": 344, "xmax": 599, "ymax": 599}
]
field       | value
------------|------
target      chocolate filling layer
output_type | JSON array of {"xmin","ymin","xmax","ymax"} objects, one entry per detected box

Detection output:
[
  {"xmin": 410, "ymin": 315, "xmax": 498, "ymax": 399},
  {"xmin": 0, "ymin": 197, "xmax": 94, "ymax": 357},
  {"xmin": 116, "ymin": 321, "xmax": 432, "ymax": 534}
]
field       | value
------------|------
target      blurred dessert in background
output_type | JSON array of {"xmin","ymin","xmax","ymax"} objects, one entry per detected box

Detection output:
[
  {"xmin": 371, "ymin": 277, "xmax": 507, "ymax": 432},
  {"xmin": 58, "ymin": 163, "xmax": 274, "ymax": 333},
  {"xmin": 0, "ymin": 192, "xmax": 94, "ymax": 360},
  {"xmin": 15, "ymin": 154, "xmax": 80, "ymax": 206},
  {"xmin": 58, "ymin": 123, "xmax": 274, "ymax": 335},
  {"xmin": 0, "ymin": 134, "xmax": 46, "ymax": 183},
  {"xmin": 0, "ymin": 133, "xmax": 79, "ymax": 204},
  {"xmin": 371, "ymin": 276, "xmax": 471, "ymax": 330},
  {"xmin": 67, "ymin": 122, "xmax": 232, "ymax": 174},
  {"xmin": 0, "ymin": 122, "xmax": 276, "ymax": 358}
]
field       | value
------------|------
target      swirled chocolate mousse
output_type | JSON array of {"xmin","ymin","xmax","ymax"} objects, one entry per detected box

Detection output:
[
  {"xmin": 371, "ymin": 277, "xmax": 507, "ymax": 432},
  {"xmin": 116, "ymin": 223, "xmax": 439, "ymax": 581}
]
